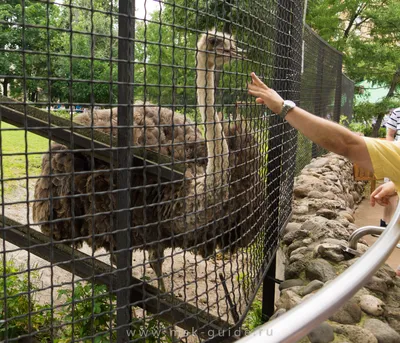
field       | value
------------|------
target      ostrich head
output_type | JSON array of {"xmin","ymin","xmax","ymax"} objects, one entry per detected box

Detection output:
[{"xmin": 197, "ymin": 29, "xmax": 244, "ymax": 68}]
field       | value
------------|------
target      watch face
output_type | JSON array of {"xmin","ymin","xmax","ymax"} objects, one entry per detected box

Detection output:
[{"xmin": 285, "ymin": 100, "xmax": 296, "ymax": 108}]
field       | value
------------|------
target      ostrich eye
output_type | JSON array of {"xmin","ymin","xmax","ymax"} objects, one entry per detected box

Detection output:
[
  {"xmin": 208, "ymin": 37, "xmax": 217, "ymax": 45},
  {"xmin": 208, "ymin": 37, "xmax": 223, "ymax": 48}
]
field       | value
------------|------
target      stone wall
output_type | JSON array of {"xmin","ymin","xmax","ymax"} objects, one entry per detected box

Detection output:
[{"xmin": 273, "ymin": 153, "xmax": 400, "ymax": 343}]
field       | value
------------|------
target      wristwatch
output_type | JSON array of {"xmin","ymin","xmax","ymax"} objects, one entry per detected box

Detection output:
[{"xmin": 279, "ymin": 100, "xmax": 296, "ymax": 119}]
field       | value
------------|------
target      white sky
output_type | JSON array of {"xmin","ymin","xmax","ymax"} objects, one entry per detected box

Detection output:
[
  {"xmin": 135, "ymin": 0, "xmax": 162, "ymax": 20},
  {"xmin": 54, "ymin": 0, "xmax": 162, "ymax": 20}
]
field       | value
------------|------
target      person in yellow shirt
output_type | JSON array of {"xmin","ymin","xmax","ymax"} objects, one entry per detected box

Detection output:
[{"xmin": 247, "ymin": 72, "xmax": 400, "ymax": 276}]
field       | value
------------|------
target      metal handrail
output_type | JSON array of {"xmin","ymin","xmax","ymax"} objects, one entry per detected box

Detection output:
[
  {"xmin": 348, "ymin": 226, "xmax": 385, "ymax": 250},
  {"xmin": 237, "ymin": 202, "xmax": 400, "ymax": 343}
]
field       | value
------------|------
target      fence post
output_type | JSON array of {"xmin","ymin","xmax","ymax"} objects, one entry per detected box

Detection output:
[
  {"xmin": 312, "ymin": 44, "xmax": 325, "ymax": 158},
  {"xmin": 333, "ymin": 54, "xmax": 344, "ymax": 123},
  {"xmin": 117, "ymin": 0, "xmax": 135, "ymax": 341},
  {"xmin": 262, "ymin": 0, "xmax": 305, "ymax": 321}
]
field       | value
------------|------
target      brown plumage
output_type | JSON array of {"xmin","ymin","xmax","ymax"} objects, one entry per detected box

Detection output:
[{"xmin": 33, "ymin": 31, "xmax": 262, "ymax": 290}]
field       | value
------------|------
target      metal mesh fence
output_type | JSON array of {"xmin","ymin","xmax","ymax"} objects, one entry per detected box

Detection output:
[
  {"xmin": 296, "ymin": 24, "xmax": 345, "ymax": 174},
  {"xmin": 341, "ymin": 74, "xmax": 355, "ymax": 123},
  {"xmin": 0, "ymin": 1, "xmax": 350, "ymax": 342}
]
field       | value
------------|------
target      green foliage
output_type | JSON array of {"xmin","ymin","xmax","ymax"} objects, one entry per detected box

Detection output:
[
  {"xmin": 56, "ymin": 283, "xmax": 115, "ymax": 343},
  {"xmin": 0, "ymin": 122, "xmax": 49, "ymax": 195},
  {"xmin": 306, "ymin": 0, "xmax": 400, "ymax": 95},
  {"xmin": 56, "ymin": 282, "xmax": 172, "ymax": 343},
  {"xmin": 353, "ymin": 97, "xmax": 400, "ymax": 124},
  {"xmin": 0, "ymin": 0, "xmax": 273, "ymax": 107},
  {"xmin": 0, "ymin": 259, "xmax": 52, "ymax": 342},
  {"xmin": 0, "ymin": 259, "xmax": 172, "ymax": 342},
  {"xmin": 348, "ymin": 121, "xmax": 385, "ymax": 138},
  {"xmin": 242, "ymin": 299, "xmax": 263, "ymax": 333}
]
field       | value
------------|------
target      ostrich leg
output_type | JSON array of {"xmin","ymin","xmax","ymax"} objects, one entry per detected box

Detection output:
[{"xmin": 149, "ymin": 246, "xmax": 166, "ymax": 293}]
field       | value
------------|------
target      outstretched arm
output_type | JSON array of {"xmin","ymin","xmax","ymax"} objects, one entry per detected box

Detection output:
[{"xmin": 248, "ymin": 72, "xmax": 373, "ymax": 172}]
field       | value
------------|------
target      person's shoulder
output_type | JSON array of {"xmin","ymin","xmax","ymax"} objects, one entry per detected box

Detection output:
[{"xmin": 391, "ymin": 107, "xmax": 400, "ymax": 117}]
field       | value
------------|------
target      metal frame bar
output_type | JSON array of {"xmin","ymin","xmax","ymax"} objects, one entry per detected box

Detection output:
[
  {"xmin": 0, "ymin": 215, "xmax": 229, "ymax": 339},
  {"xmin": 236, "ymin": 201, "xmax": 400, "ymax": 343},
  {"xmin": 333, "ymin": 54, "xmax": 343, "ymax": 123},
  {"xmin": 262, "ymin": 0, "xmax": 297, "ymax": 321},
  {"xmin": 116, "ymin": 0, "xmax": 135, "ymax": 340},
  {"xmin": 312, "ymin": 44, "xmax": 325, "ymax": 159},
  {"xmin": 0, "ymin": 98, "xmax": 184, "ymax": 182}
]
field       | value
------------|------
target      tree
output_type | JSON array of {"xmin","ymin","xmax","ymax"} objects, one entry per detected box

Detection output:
[
  {"xmin": 0, "ymin": 0, "xmax": 65, "ymax": 100},
  {"xmin": 306, "ymin": 0, "xmax": 400, "ymax": 135}
]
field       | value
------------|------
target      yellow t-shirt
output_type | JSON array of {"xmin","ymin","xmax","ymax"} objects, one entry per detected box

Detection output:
[{"xmin": 363, "ymin": 137, "xmax": 400, "ymax": 190}]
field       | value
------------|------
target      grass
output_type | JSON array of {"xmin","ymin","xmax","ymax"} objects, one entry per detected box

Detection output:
[{"xmin": 0, "ymin": 122, "xmax": 49, "ymax": 195}]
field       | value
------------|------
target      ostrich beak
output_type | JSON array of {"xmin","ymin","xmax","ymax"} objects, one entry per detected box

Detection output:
[
  {"xmin": 217, "ymin": 46, "xmax": 246, "ymax": 59},
  {"xmin": 229, "ymin": 46, "xmax": 246, "ymax": 59}
]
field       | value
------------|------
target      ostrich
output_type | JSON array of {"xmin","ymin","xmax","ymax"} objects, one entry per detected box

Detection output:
[{"xmin": 33, "ymin": 30, "xmax": 261, "ymax": 291}]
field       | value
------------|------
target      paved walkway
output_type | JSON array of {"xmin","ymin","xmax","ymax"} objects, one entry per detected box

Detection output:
[{"xmin": 353, "ymin": 194, "xmax": 400, "ymax": 271}]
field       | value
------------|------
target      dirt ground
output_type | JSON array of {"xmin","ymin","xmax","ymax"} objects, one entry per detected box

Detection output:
[{"xmin": 0, "ymin": 181, "xmax": 255, "ymax": 341}]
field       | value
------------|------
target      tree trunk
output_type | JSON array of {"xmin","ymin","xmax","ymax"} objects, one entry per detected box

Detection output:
[
  {"xmin": 374, "ymin": 68, "xmax": 400, "ymax": 137},
  {"xmin": 372, "ymin": 114, "xmax": 384, "ymax": 137},
  {"xmin": 386, "ymin": 67, "xmax": 400, "ymax": 98},
  {"xmin": 2, "ymin": 78, "xmax": 9, "ymax": 96},
  {"xmin": 29, "ymin": 90, "xmax": 37, "ymax": 102}
]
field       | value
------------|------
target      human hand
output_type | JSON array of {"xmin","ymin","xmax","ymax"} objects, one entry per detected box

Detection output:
[
  {"xmin": 370, "ymin": 182, "xmax": 397, "ymax": 207},
  {"xmin": 247, "ymin": 72, "xmax": 284, "ymax": 114}
]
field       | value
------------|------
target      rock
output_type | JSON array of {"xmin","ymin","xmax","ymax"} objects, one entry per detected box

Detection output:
[
  {"xmin": 291, "ymin": 247, "xmax": 308, "ymax": 256},
  {"xmin": 294, "ymin": 205, "xmax": 310, "ymax": 214},
  {"xmin": 308, "ymin": 323, "xmax": 334, "ymax": 343},
  {"xmin": 316, "ymin": 209, "xmax": 338, "ymax": 219},
  {"xmin": 324, "ymin": 191, "xmax": 337, "ymax": 200},
  {"xmin": 351, "ymin": 191, "xmax": 361, "ymax": 203},
  {"xmin": 300, "ymin": 280, "xmax": 324, "ymax": 296},
  {"xmin": 315, "ymin": 243, "xmax": 345, "ymax": 262},
  {"xmin": 356, "ymin": 243, "xmax": 369, "ymax": 254},
  {"xmin": 285, "ymin": 260, "xmax": 306, "ymax": 280},
  {"xmin": 269, "ymin": 308, "xmax": 286, "ymax": 321},
  {"xmin": 385, "ymin": 306, "xmax": 400, "ymax": 320},
  {"xmin": 352, "ymin": 288, "xmax": 371, "ymax": 302},
  {"xmin": 365, "ymin": 276, "xmax": 388, "ymax": 294},
  {"xmin": 332, "ymin": 324, "xmax": 378, "ymax": 343},
  {"xmin": 284, "ymin": 222, "xmax": 302, "ymax": 235},
  {"xmin": 380, "ymin": 264, "xmax": 397, "ymax": 279},
  {"xmin": 386, "ymin": 317, "xmax": 400, "ymax": 334},
  {"xmin": 321, "ymin": 238, "xmax": 347, "ymax": 246},
  {"xmin": 288, "ymin": 240, "xmax": 306, "ymax": 255},
  {"xmin": 279, "ymin": 279, "xmax": 305, "ymax": 291},
  {"xmin": 301, "ymin": 217, "xmax": 350, "ymax": 241},
  {"xmin": 375, "ymin": 268, "xmax": 395, "ymax": 287},
  {"xmin": 306, "ymin": 259, "xmax": 337, "ymax": 282},
  {"xmin": 360, "ymin": 295, "xmax": 385, "ymax": 316},
  {"xmin": 294, "ymin": 185, "xmax": 311, "ymax": 198},
  {"xmin": 346, "ymin": 193, "xmax": 355, "ymax": 208},
  {"xmin": 329, "ymin": 301, "xmax": 362, "ymax": 324},
  {"xmin": 306, "ymin": 157, "xmax": 330, "ymax": 169},
  {"xmin": 290, "ymin": 253, "xmax": 305, "ymax": 263},
  {"xmin": 308, "ymin": 190, "xmax": 324, "ymax": 199},
  {"xmin": 364, "ymin": 318, "xmax": 400, "ymax": 343},
  {"xmin": 275, "ymin": 290, "xmax": 302, "ymax": 310},
  {"xmin": 303, "ymin": 238, "xmax": 314, "ymax": 245},
  {"xmin": 282, "ymin": 229, "xmax": 309, "ymax": 245},
  {"xmin": 339, "ymin": 211, "xmax": 355, "ymax": 223}
]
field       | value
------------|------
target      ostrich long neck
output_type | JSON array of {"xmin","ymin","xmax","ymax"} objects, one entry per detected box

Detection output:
[{"xmin": 196, "ymin": 56, "xmax": 229, "ymax": 191}]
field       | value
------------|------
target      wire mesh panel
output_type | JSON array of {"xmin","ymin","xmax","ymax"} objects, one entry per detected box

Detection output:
[
  {"xmin": 341, "ymin": 74, "xmax": 355, "ymax": 123},
  {"xmin": 0, "ymin": 0, "xmax": 305, "ymax": 342},
  {"xmin": 296, "ymin": 24, "xmax": 345, "ymax": 174}
]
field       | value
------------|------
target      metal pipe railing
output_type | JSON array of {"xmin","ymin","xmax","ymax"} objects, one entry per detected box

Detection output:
[
  {"xmin": 237, "ymin": 202, "xmax": 400, "ymax": 343},
  {"xmin": 348, "ymin": 226, "xmax": 385, "ymax": 250}
]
